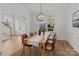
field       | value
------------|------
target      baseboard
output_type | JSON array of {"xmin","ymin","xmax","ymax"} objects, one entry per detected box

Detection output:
[
  {"xmin": 58, "ymin": 39, "xmax": 79, "ymax": 53},
  {"xmin": 66, "ymin": 39, "xmax": 79, "ymax": 53}
]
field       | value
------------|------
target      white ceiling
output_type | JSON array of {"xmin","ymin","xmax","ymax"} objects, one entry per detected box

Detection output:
[
  {"xmin": 16, "ymin": 3, "xmax": 74, "ymax": 13},
  {"xmin": 0, "ymin": 3, "xmax": 74, "ymax": 13}
]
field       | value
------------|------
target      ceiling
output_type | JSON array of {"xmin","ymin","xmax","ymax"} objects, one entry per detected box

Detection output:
[
  {"xmin": 19, "ymin": 3, "xmax": 71, "ymax": 11},
  {"xmin": 0, "ymin": 3, "xmax": 74, "ymax": 14}
]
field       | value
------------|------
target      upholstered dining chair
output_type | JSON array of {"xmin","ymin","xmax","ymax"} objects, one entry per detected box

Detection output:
[
  {"xmin": 45, "ymin": 33, "xmax": 56, "ymax": 55},
  {"xmin": 21, "ymin": 34, "xmax": 33, "ymax": 56},
  {"xmin": 29, "ymin": 32, "xmax": 37, "ymax": 37},
  {"xmin": 29, "ymin": 32, "xmax": 34, "ymax": 37},
  {"xmin": 34, "ymin": 32, "xmax": 37, "ymax": 35}
]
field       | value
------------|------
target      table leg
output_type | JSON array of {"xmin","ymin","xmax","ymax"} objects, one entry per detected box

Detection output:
[
  {"xmin": 39, "ymin": 44, "xmax": 45, "ymax": 56},
  {"xmin": 42, "ymin": 45, "xmax": 45, "ymax": 56}
]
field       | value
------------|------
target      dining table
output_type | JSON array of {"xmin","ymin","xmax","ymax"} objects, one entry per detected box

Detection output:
[{"xmin": 26, "ymin": 32, "xmax": 50, "ymax": 56}]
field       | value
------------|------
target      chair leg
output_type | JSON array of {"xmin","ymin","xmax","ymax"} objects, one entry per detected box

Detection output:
[
  {"xmin": 53, "ymin": 50, "xmax": 55, "ymax": 56},
  {"xmin": 53, "ymin": 47, "xmax": 55, "ymax": 56},
  {"xmin": 21, "ymin": 46, "xmax": 25, "ymax": 56},
  {"xmin": 26, "ymin": 46, "xmax": 31, "ymax": 56},
  {"xmin": 29, "ymin": 46, "xmax": 34, "ymax": 56},
  {"xmin": 29, "ymin": 47, "xmax": 31, "ymax": 56},
  {"xmin": 31, "ymin": 46, "xmax": 35, "ymax": 56}
]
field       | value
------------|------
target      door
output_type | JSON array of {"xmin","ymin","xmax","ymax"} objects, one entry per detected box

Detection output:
[{"xmin": 15, "ymin": 16, "xmax": 26, "ymax": 35}]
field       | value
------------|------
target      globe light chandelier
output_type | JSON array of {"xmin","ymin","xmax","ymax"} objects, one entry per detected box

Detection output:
[{"xmin": 36, "ymin": 3, "xmax": 45, "ymax": 22}]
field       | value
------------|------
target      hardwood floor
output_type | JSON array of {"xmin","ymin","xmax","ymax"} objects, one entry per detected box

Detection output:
[
  {"xmin": 54, "ymin": 40, "xmax": 79, "ymax": 56},
  {"xmin": 11, "ymin": 40, "xmax": 79, "ymax": 56},
  {"xmin": 0, "ymin": 52, "xmax": 1, "ymax": 55}
]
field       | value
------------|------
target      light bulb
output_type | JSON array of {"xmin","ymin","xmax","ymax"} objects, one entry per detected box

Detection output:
[{"xmin": 36, "ymin": 12, "xmax": 45, "ymax": 22}]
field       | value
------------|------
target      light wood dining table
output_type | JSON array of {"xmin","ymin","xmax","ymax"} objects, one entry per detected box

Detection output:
[{"xmin": 26, "ymin": 32, "xmax": 50, "ymax": 56}]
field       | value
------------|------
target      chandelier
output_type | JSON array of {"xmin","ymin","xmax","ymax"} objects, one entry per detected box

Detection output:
[{"xmin": 36, "ymin": 3, "xmax": 45, "ymax": 22}]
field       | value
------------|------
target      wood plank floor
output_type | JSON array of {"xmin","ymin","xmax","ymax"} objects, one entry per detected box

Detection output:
[{"xmin": 11, "ymin": 40, "xmax": 79, "ymax": 56}]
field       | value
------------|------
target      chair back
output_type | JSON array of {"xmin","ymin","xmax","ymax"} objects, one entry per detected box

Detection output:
[
  {"xmin": 34, "ymin": 32, "xmax": 37, "ymax": 35},
  {"xmin": 52, "ymin": 33, "xmax": 56, "ymax": 49},
  {"xmin": 22, "ymin": 34, "xmax": 28, "ymax": 45},
  {"xmin": 29, "ymin": 32, "xmax": 34, "ymax": 37},
  {"xmin": 45, "ymin": 33, "xmax": 56, "ymax": 51},
  {"xmin": 53, "ymin": 33, "xmax": 56, "ymax": 43}
]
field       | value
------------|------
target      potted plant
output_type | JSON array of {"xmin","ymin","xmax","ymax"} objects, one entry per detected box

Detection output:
[
  {"xmin": 48, "ymin": 24, "xmax": 54, "ymax": 31},
  {"xmin": 39, "ymin": 23, "xmax": 46, "ymax": 35}
]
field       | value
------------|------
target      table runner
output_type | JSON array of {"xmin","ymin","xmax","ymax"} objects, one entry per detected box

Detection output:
[
  {"xmin": 27, "ymin": 35, "xmax": 43, "ymax": 47},
  {"xmin": 26, "ymin": 32, "xmax": 50, "ymax": 47}
]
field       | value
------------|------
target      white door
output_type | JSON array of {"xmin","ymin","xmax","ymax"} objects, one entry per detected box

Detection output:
[{"xmin": 15, "ymin": 16, "xmax": 26, "ymax": 35}]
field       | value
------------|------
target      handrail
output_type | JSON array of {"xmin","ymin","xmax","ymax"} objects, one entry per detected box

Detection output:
[
  {"xmin": 0, "ymin": 21, "xmax": 12, "ymax": 36},
  {"xmin": 1, "ymin": 21, "xmax": 11, "ymax": 29}
]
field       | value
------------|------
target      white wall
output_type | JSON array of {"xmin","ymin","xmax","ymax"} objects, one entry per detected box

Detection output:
[
  {"xmin": 0, "ymin": 4, "xmax": 31, "ymax": 35},
  {"xmin": 65, "ymin": 3, "xmax": 79, "ymax": 53},
  {"xmin": 29, "ymin": 3, "xmax": 69, "ymax": 40}
]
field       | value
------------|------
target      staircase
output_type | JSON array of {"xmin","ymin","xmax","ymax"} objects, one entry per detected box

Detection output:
[
  {"xmin": 0, "ymin": 21, "xmax": 10, "ymax": 39},
  {"xmin": 0, "ymin": 21, "xmax": 10, "ymax": 53}
]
